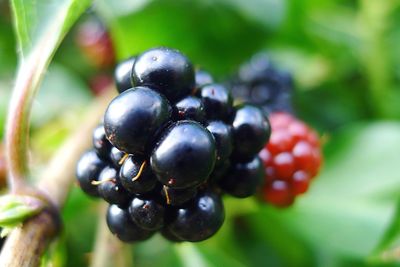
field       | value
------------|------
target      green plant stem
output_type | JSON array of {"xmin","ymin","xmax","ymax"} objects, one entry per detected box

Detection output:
[
  {"xmin": 359, "ymin": 0, "xmax": 394, "ymax": 118},
  {"xmin": 5, "ymin": 62, "xmax": 36, "ymax": 192},
  {"xmin": 90, "ymin": 203, "xmax": 133, "ymax": 267},
  {"xmin": 0, "ymin": 90, "xmax": 115, "ymax": 267}
]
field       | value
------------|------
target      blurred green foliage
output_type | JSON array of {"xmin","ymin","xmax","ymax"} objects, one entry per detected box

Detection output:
[{"xmin": 2, "ymin": 0, "xmax": 400, "ymax": 266}]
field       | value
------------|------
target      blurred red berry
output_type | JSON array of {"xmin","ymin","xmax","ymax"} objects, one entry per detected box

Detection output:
[
  {"xmin": 259, "ymin": 112, "xmax": 323, "ymax": 207},
  {"xmin": 262, "ymin": 180, "xmax": 294, "ymax": 208},
  {"xmin": 76, "ymin": 19, "xmax": 115, "ymax": 68},
  {"xmin": 89, "ymin": 74, "xmax": 113, "ymax": 95}
]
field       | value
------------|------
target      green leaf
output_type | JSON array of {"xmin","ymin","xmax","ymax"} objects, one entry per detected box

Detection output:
[
  {"xmin": 96, "ymin": 0, "xmax": 270, "ymax": 75},
  {"xmin": 0, "ymin": 195, "xmax": 45, "ymax": 229},
  {"xmin": 9, "ymin": 0, "xmax": 92, "ymax": 145},
  {"xmin": 219, "ymin": 0, "xmax": 286, "ymax": 29},
  {"xmin": 11, "ymin": 0, "xmax": 91, "ymax": 59},
  {"xmin": 31, "ymin": 63, "xmax": 92, "ymax": 127}
]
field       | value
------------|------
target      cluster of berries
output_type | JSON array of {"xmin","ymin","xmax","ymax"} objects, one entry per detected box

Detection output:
[
  {"xmin": 231, "ymin": 53, "xmax": 323, "ymax": 207},
  {"xmin": 231, "ymin": 53, "xmax": 293, "ymax": 114},
  {"xmin": 76, "ymin": 47, "xmax": 271, "ymax": 243}
]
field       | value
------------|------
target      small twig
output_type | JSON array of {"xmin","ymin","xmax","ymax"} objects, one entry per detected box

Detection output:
[
  {"xmin": 4, "ymin": 52, "xmax": 44, "ymax": 193},
  {"xmin": 0, "ymin": 209, "xmax": 60, "ymax": 267},
  {"xmin": 0, "ymin": 89, "xmax": 115, "ymax": 267},
  {"xmin": 90, "ymin": 203, "xmax": 133, "ymax": 267}
]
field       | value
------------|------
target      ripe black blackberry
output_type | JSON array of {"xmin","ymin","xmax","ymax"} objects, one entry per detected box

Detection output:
[
  {"xmin": 119, "ymin": 155, "xmax": 157, "ymax": 194},
  {"xmin": 92, "ymin": 124, "xmax": 112, "ymax": 160},
  {"xmin": 165, "ymin": 190, "xmax": 225, "ymax": 242},
  {"xmin": 107, "ymin": 204, "xmax": 155, "ymax": 242},
  {"xmin": 231, "ymin": 53, "xmax": 294, "ymax": 114},
  {"xmin": 131, "ymin": 47, "xmax": 195, "ymax": 101},
  {"xmin": 150, "ymin": 120, "xmax": 216, "ymax": 189},
  {"xmin": 104, "ymin": 87, "xmax": 172, "ymax": 153},
  {"xmin": 76, "ymin": 47, "xmax": 271, "ymax": 243},
  {"xmin": 76, "ymin": 150, "xmax": 106, "ymax": 197}
]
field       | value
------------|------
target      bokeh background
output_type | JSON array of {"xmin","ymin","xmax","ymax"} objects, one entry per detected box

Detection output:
[{"xmin": 1, "ymin": 0, "xmax": 400, "ymax": 266}]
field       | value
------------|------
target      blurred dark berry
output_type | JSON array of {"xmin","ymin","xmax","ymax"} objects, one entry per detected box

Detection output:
[{"xmin": 231, "ymin": 53, "xmax": 294, "ymax": 114}]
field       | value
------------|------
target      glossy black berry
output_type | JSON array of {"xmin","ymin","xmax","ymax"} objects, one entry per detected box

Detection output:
[
  {"xmin": 76, "ymin": 150, "xmax": 106, "ymax": 197},
  {"xmin": 131, "ymin": 47, "xmax": 195, "ymax": 101},
  {"xmin": 98, "ymin": 166, "xmax": 132, "ymax": 206},
  {"xmin": 109, "ymin": 146, "xmax": 128, "ymax": 169},
  {"xmin": 218, "ymin": 156, "xmax": 264, "ymax": 198},
  {"xmin": 107, "ymin": 204, "xmax": 155, "ymax": 242},
  {"xmin": 114, "ymin": 56, "xmax": 135, "ymax": 93},
  {"xmin": 161, "ymin": 185, "xmax": 197, "ymax": 206},
  {"xmin": 231, "ymin": 104, "xmax": 271, "ymax": 161},
  {"xmin": 93, "ymin": 124, "xmax": 112, "ymax": 160},
  {"xmin": 206, "ymin": 121, "xmax": 233, "ymax": 165},
  {"xmin": 129, "ymin": 197, "xmax": 165, "ymax": 231},
  {"xmin": 104, "ymin": 87, "xmax": 172, "ymax": 153},
  {"xmin": 151, "ymin": 121, "xmax": 216, "ymax": 189},
  {"xmin": 119, "ymin": 155, "xmax": 157, "ymax": 194},
  {"xmin": 195, "ymin": 70, "xmax": 213, "ymax": 88},
  {"xmin": 166, "ymin": 190, "xmax": 225, "ymax": 242},
  {"xmin": 174, "ymin": 96, "xmax": 205, "ymax": 122},
  {"xmin": 199, "ymin": 83, "xmax": 233, "ymax": 120}
]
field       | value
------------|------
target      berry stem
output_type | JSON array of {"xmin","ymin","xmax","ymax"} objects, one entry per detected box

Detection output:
[
  {"xmin": 91, "ymin": 178, "xmax": 116, "ymax": 186},
  {"xmin": 90, "ymin": 203, "xmax": 134, "ymax": 267},
  {"xmin": 0, "ymin": 89, "xmax": 115, "ymax": 266},
  {"xmin": 118, "ymin": 153, "xmax": 129, "ymax": 165},
  {"xmin": 132, "ymin": 161, "xmax": 147, "ymax": 181},
  {"xmin": 4, "ymin": 65, "xmax": 36, "ymax": 193},
  {"xmin": 163, "ymin": 185, "xmax": 171, "ymax": 205}
]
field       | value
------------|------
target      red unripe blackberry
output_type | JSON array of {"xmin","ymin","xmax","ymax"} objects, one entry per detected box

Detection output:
[
  {"xmin": 76, "ymin": 19, "xmax": 115, "ymax": 68},
  {"xmin": 259, "ymin": 112, "xmax": 323, "ymax": 207}
]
